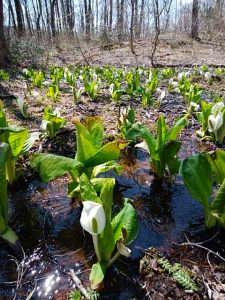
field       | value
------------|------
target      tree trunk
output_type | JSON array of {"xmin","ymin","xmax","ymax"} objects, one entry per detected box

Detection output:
[
  {"xmin": 0, "ymin": 0, "xmax": 10, "ymax": 66},
  {"xmin": 191, "ymin": 0, "xmax": 199, "ymax": 40},
  {"xmin": 14, "ymin": 0, "xmax": 24, "ymax": 36},
  {"xmin": 109, "ymin": 0, "xmax": 113, "ymax": 32},
  {"xmin": 50, "ymin": 0, "xmax": 57, "ymax": 38},
  {"xmin": 84, "ymin": 0, "xmax": 91, "ymax": 43}
]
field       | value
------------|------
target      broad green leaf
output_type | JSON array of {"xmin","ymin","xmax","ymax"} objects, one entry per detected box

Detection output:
[
  {"xmin": 99, "ymin": 178, "xmax": 115, "ymax": 221},
  {"xmin": 201, "ymin": 101, "xmax": 212, "ymax": 132},
  {"xmin": 20, "ymin": 132, "xmax": 39, "ymax": 155},
  {"xmin": 85, "ymin": 117, "xmax": 104, "ymax": 148},
  {"xmin": 206, "ymin": 150, "xmax": 225, "ymax": 184},
  {"xmin": 89, "ymin": 262, "xmax": 107, "ymax": 290},
  {"xmin": 74, "ymin": 120, "xmax": 99, "ymax": 162},
  {"xmin": 163, "ymin": 140, "xmax": 182, "ymax": 175},
  {"xmin": 179, "ymin": 154, "xmax": 213, "ymax": 207},
  {"xmin": 111, "ymin": 199, "xmax": 138, "ymax": 245},
  {"xmin": 30, "ymin": 153, "xmax": 83, "ymax": 182},
  {"xmin": 210, "ymin": 179, "xmax": 225, "ymax": 227},
  {"xmin": 157, "ymin": 115, "xmax": 166, "ymax": 149},
  {"xmin": 99, "ymin": 220, "xmax": 115, "ymax": 262},
  {"xmin": 84, "ymin": 141, "xmax": 121, "ymax": 167},
  {"xmin": 92, "ymin": 161, "xmax": 122, "ymax": 178},
  {"xmin": 79, "ymin": 173, "xmax": 102, "ymax": 204},
  {"xmin": 126, "ymin": 124, "xmax": 157, "ymax": 159},
  {"xmin": 8, "ymin": 128, "xmax": 28, "ymax": 157},
  {"xmin": 166, "ymin": 115, "xmax": 188, "ymax": 141}
]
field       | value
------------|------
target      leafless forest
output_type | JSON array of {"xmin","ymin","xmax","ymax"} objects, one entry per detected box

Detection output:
[{"xmin": 1, "ymin": 0, "xmax": 225, "ymax": 67}]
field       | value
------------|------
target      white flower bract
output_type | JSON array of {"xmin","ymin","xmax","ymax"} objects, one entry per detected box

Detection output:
[{"xmin": 80, "ymin": 201, "xmax": 106, "ymax": 235}]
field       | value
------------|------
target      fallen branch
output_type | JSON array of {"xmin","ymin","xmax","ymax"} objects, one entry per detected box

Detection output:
[{"xmin": 69, "ymin": 269, "xmax": 90, "ymax": 299}]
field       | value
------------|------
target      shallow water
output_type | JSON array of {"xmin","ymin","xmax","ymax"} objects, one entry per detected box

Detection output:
[{"xmin": 0, "ymin": 148, "xmax": 208, "ymax": 299}]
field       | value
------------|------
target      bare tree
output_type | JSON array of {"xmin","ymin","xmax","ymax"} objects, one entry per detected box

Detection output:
[
  {"xmin": 191, "ymin": 0, "xmax": 199, "ymax": 40},
  {"xmin": 14, "ymin": 0, "xmax": 25, "ymax": 36},
  {"xmin": 0, "ymin": 0, "xmax": 10, "ymax": 66}
]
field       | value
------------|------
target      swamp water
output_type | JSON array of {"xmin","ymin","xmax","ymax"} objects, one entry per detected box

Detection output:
[{"xmin": 0, "ymin": 148, "xmax": 206, "ymax": 299}]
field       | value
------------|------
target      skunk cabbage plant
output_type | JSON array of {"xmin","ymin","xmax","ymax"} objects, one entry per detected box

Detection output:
[
  {"xmin": 41, "ymin": 107, "xmax": 66, "ymax": 138},
  {"xmin": 31, "ymin": 116, "xmax": 124, "ymax": 197},
  {"xmin": 0, "ymin": 143, "xmax": 19, "ymax": 248},
  {"xmin": 126, "ymin": 114, "xmax": 188, "ymax": 179},
  {"xmin": 179, "ymin": 150, "xmax": 225, "ymax": 228},
  {"xmin": 0, "ymin": 102, "xmax": 38, "ymax": 184},
  {"xmin": 79, "ymin": 173, "xmax": 138, "ymax": 289}
]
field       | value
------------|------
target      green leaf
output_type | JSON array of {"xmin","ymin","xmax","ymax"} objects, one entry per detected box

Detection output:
[
  {"xmin": 163, "ymin": 140, "xmax": 182, "ymax": 175},
  {"xmin": 179, "ymin": 154, "xmax": 213, "ymax": 208},
  {"xmin": 166, "ymin": 115, "xmax": 188, "ymax": 141},
  {"xmin": 157, "ymin": 115, "xmax": 167, "ymax": 149},
  {"xmin": 92, "ymin": 161, "xmax": 122, "ymax": 178},
  {"xmin": 85, "ymin": 141, "xmax": 121, "ymax": 167},
  {"xmin": 210, "ymin": 179, "xmax": 225, "ymax": 227},
  {"xmin": 126, "ymin": 124, "xmax": 157, "ymax": 159},
  {"xmin": 79, "ymin": 173, "xmax": 102, "ymax": 204},
  {"xmin": 111, "ymin": 199, "xmax": 138, "ymax": 245},
  {"xmin": 201, "ymin": 101, "xmax": 212, "ymax": 132},
  {"xmin": 84, "ymin": 117, "xmax": 104, "ymax": 148},
  {"xmin": 0, "ymin": 143, "xmax": 9, "ymax": 232},
  {"xmin": 206, "ymin": 150, "xmax": 225, "ymax": 184},
  {"xmin": 74, "ymin": 119, "xmax": 100, "ymax": 162},
  {"xmin": 30, "ymin": 153, "xmax": 84, "ymax": 181},
  {"xmin": 16, "ymin": 97, "xmax": 28, "ymax": 118},
  {"xmin": 89, "ymin": 262, "xmax": 107, "ymax": 290},
  {"xmin": 8, "ymin": 128, "xmax": 28, "ymax": 157}
]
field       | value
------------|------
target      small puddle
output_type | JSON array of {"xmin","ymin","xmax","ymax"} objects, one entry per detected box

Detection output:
[{"xmin": 0, "ymin": 147, "xmax": 211, "ymax": 299}]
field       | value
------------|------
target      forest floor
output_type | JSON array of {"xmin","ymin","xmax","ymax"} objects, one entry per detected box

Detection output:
[{"xmin": 0, "ymin": 35, "xmax": 225, "ymax": 299}]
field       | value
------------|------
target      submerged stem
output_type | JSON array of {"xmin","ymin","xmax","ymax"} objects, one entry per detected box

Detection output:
[{"xmin": 92, "ymin": 235, "xmax": 101, "ymax": 262}]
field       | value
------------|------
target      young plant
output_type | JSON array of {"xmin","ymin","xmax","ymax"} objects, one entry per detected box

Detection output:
[
  {"xmin": 0, "ymin": 69, "xmax": 10, "ymax": 81},
  {"xmin": 79, "ymin": 173, "xmax": 138, "ymax": 289},
  {"xmin": 31, "ymin": 116, "xmax": 124, "ymax": 197},
  {"xmin": 84, "ymin": 80, "xmax": 99, "ymax": 100},
  {"xmin": 196, "ymin": 102, "xmax": 225, "ymax": 144},
  {"xmin": 41, "ymin": 107, "xmax": 66, "ymax": 138},
  {"xmin": 109, "ymin": 82, "xmax": 123, "ymax": 101},
  {"xmin": 16, "ymin": 97, "xmax": 29, "ymax": 119},
  {"xmin": 179, "ymin": 150, "xmax": 225, "ymax": 228},
  {"xmin": 0, "ymin": 143, "xmax": 19, "ymax": 249},
  {"xmin": 0, "ymin": 102, "xmax": 38, "ymax": 184},
  {"xmin": 47, "ymin": 85, "xmax": 59, "ymax": 102},
  {"xmin": 32, "ymin": 70, "xmax": 44, "ymax": 88},
  {"xmin": 118, "ymin": 105, "xmax": 135, "ymax": 140},
  {"xmin": 125, "ymin": 70, "xmax": 141, "ymax": 98},
  {"xmin": 126, "ymin": 114, "xmax": 188, "ymax": 179},
  {"xmin": 141, "ymin": 68, "xmax": 159, "ymax": 107}
]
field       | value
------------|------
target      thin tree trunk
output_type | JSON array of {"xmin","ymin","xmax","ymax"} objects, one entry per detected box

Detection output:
[
  {"xmin": 191, "ymin": 0, "xmax": 199, "ymax": 40},
  {"xmin": 0, "ymin": 0, "xmax": 10, "ymax": 66},
  {"xmin": 51, "ymin": 0, "xmax": 57, "ymax": 38},
  {"xmin": 14, "ymin": 0, "xmax": 24, "ymax": 36},
  {"xmin": 109, "ymin": 0, "xmax": 113, "ymax": 32}
]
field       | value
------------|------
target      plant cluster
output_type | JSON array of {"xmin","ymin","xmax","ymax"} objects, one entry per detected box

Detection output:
[{"xmin": 1, "ymin": 64, "xmax": 225, "ymax": 294}]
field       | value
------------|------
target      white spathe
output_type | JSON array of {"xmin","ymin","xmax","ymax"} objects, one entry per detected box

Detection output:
[
  {"xmin": 80, "ymin": 201, "xmax": 106, "ymax": 235},
  {"xmin": 208, "ymin": 113, "xmax": 223, "ymax": 133},
  {"xmin": 211, "ymin": 102, "xmax": 224, "ymax": 116}
]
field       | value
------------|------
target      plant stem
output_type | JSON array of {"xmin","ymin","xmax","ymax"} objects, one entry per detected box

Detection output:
[
  {"xmin": 92, "ymin": 235, "xmax": 101, "ymax": 262},
  {"xmin": 107, "ymin": 251, "xmax": 120, "ymax": 267}
]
